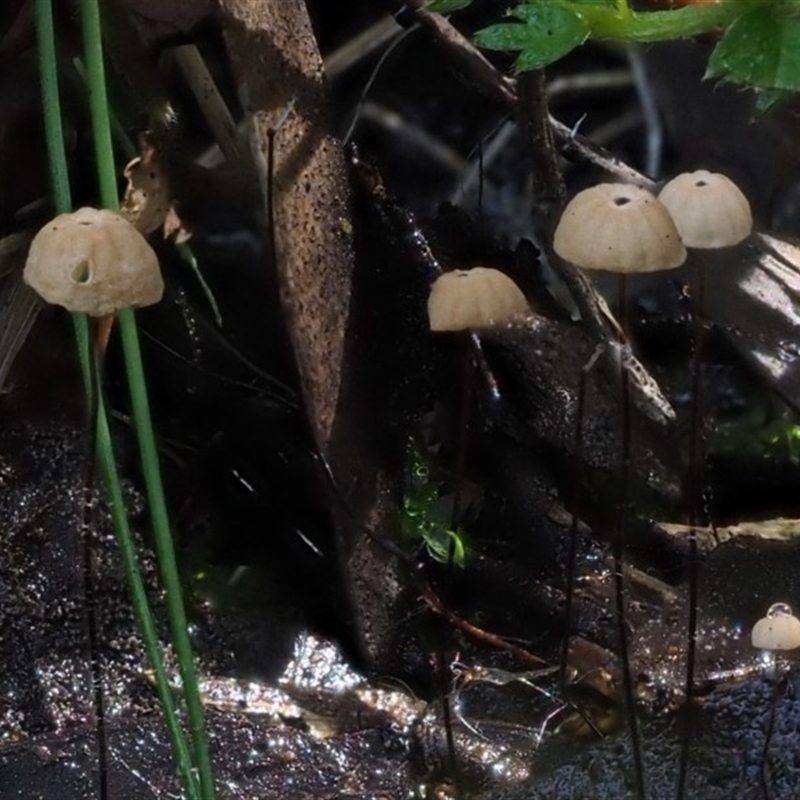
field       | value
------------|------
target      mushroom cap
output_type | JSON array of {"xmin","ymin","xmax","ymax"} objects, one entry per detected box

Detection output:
[
  {"xmin": 657, "ymin": 170, "xmax": 752, "ymax": 249},
  {"xmin": 428, "ymin": 267, "xmax": 529, "ymax": 332},
  {"xmin": 751, "ymin": 602, "xmax": 800, "ymax": 650},
  {"xmin": 553, "ymin": 183, "xmax": 687, "ymax": 273},
  {"xmin": 24, "ymin": 207, "xmax": 164, "ymax": 316}
]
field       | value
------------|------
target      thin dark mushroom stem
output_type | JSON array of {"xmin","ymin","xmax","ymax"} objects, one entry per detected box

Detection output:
[
  {"xmin": 81, "ymin": 317, "xmax": 110, "ymax": 800},
  {"xmin": 451, "ymin": 339, "xmax": 474, "ymax": 525},
  {"xmin": 561, "ymin": 344, "xmax": 602, "ymax": 687},
  {"xmin": 676, "ymin": 259, "xmax": 707, "ymax": 799},
  {"xmin": 615, "ymin": 272, "xmax": 648, "ymax": 800},
  {"xmin": 438, "ymin": 334, "xmax": 477, "ymax": 798},
  {"xmin": 759, "ymin": 673, "xmax": 785, "ymax": 800}
]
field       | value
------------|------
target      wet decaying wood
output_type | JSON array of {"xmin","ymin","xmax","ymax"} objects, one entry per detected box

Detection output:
[
  {"xmin": 217, "ymin": 0, "xmax": 353, "ymax": 455},
  {"xmin": 216, "ymin": 2, "xmax": 432, "ymax": 664},
  {"xmin": 655, "ymin": 517, "xmax": 800, "ymax": 555},
  {"xmin": 705, "ymin": 233, "xmax": 800, "ymax": 413}
]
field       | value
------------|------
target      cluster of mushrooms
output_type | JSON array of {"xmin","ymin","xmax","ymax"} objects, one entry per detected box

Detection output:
[
  {"xmin": 427, "ymin": 169, "xmax": 753, "ymax": 331},
  {"xmin": 23, "ymin": 170, "xmax": 751, "ymax": 324},
  {"xmin": 427, "ymin": 175, "xmax": 800, "ymax": 684},
  {"xmin": 23, "ymin": 184, "xmax": 799, "ymax": 683}
]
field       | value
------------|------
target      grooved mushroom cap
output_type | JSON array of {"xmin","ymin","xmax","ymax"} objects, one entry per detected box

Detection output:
[
  {"xmin": 428, "ymin": 267, "xmax": 529, "ymax": 332},
  {"xmin": 24, "ymin": 207, "xmax": 164, "ymax": 316},
  {"xmin": 657, "ymin": 170, "xmax": 752, "ymax": 248},
  {"xmin": 554, "ymin": 183, "xmax": 687, "ymax": 273},
  {"xmin": 751, "ymin": 603, "xmax": 800, "ymax": 650}
]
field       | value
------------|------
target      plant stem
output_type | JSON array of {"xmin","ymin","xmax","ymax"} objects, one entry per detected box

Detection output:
[
  {"xmin": 34, "ymin": 0, "xmax": 92, "ymax": 395},
  {"xmin": 34, "ymin": 0, "xmax": 72, "ymax": 214},
  {"xmin": 79, "ymin": 0, "xmax": 118, "ymax": 210},
  {"xmin": 575, "ymin": 2, "xmax": 740, "ymax": 42},
  {"xmin": 35, "ymin": 1, "xmax": 203, "ymax": 797},
  {"xmin": 78, "ymin": 0, "xmax": 216, "ymax": 796},
  {"xmin": 117, "ymin": 308, "xmax": 217, "ymax": 799},
  {"xmin": 95, "ymin": 392, "xmax": 202, "ymax": 798}
]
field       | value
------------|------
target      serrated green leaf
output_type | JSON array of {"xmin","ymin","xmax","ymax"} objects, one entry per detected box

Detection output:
[
  {"xmin": 707, "ymin": 7, "xmax": 800, "ymax": 90},
  {"xmin": 427, "ymin": 0, "xmax": 473, "ymax": 13},
  {"xmin": 475, "ymin": 5, "xmax": 589, "ymax": 71}
]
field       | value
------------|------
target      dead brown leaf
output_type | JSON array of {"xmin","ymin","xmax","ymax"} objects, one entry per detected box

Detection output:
[
  {"xmin": 121, "ymin": 136, "xmax": 191, "ymax": 243},
  {"xmin": 121, "ymin": 138, "xmax": 171, "ymax": 235},
  {"xmin": 162, "ymin": 205, "xmax": 191, "ymax": 244}
]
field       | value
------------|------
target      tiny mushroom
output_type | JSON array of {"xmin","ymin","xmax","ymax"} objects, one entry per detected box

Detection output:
[
  {"xmin": 553, "ymin": 183, "xmax": 687, "ymax": 274},
  {"xmin": 657, "ymin": 170, "xmax": 752, "ymax": 249},
  {"xmin": 24, "ymin": 206, "xmax": 164, "ymax": 317},
  {"xmin": 427, "ymin": 267, "xmax": 529, "ymax": 332},
  {"xmin": 751, "ymin": 602, "xmax": 800, "ymax": 651}
]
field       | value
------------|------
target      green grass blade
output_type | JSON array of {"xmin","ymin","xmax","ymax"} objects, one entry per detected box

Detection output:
[
  {"xmin": 36, "ymin": 1, "xmax": 208, "ymax": 796},
  {"xmin": 34, "ymin": 0, "xmax": 72, "ymax": 214},
  {"xmin": 78, "ymin": 2, "xmax": 216, "ymax": 796},
  {"xmin": 117, "ymin": 308, "xmax": 217, "ymax": 799},
  {"xmin": 94, "ymin": 390, "xmax": 202, "ymax": 797},
  {"xmin": 78, "ymin": 0, "xmax": 118, "ymax": 210}
]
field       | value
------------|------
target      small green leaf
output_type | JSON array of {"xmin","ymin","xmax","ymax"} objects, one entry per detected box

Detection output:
[
  {"xmin": 427, "ymin": 0, "xmax": 472, "ymax": 12},
  {"xmin": 423, "ymin": 527, "xmax": 466, "ymax": 568},
  {"xmin": 707, "ymin": 7, "xmax": 800, "ymax": 90},
  {"xmin": 475, "ymin": 5, "xmax": 589, "ymax": 71},
  {"xmin": 752, "ymin": 87, "xmax": 789, "ymax": 118}
]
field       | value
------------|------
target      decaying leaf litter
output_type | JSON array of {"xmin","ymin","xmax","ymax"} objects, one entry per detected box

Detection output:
[{"xmin": 4, "ymin": 0, "xmax": 800, "ymax": 797}]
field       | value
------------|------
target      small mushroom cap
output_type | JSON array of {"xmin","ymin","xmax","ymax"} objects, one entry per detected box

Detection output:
[
  {"xmin": 24, "ymin": 207, "xmax": 164, "ymax": 317},
  {"xmin": 554, "ymin": 183, "xmax": 687, "ymax": 273},
  {"xmin": 428, "ymin": 267, "xmax": 529, "ymax": 332},
  {"xmin": 751, "ymin": 602, "xmax": 800, "ymax": 650},
  {"xmin": 657, "ymin": 170, "xmax": 752, "ymax": 249}
]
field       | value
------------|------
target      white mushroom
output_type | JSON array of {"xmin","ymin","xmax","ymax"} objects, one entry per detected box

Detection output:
[
  {"xmin": 427, "ymin": 267, "xmax": 529, "ymax": 332},
  {"xmin": 24, "ymin": 206, "xmax": 164, "ymax": 317},
  {"xmin": 751, "ymin": 602, "xmax": 800, "ymax": 651},
  {"xmin": 553, "ymin": 183, "xmax": 687, "ymax": 274},
  {"xmin": 657, "ymin": 170, "xmax": 752, "ymax": 249}
]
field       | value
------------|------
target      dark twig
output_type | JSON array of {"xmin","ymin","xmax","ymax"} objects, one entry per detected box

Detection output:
[
  {"xmin": 549, "ymin": 116, "xmax": 656, "ymax": 190},
  {"xmin": 386, "ymin": 0, "xmax": 517, "ymax": 107},
  {"xmin": 420, "ymin": 584, "xmax": 551, "ymax": 668},
  {"xmin": 516, "ymin": 70, "xmax": 565, "ymax": 212}
]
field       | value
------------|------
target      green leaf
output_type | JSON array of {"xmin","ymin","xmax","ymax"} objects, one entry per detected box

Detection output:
[
  {"xmin": 707, "ymin": 7, "xmax": 800, "ymax": 90},
  {"xmin": 752, "ymin": 87, "xmax": 789, "ymax": 118},
  {"xmin": 423, "ymin": 527, "xmax": 467, "ymax": 568},
  {"xmin": 475, "ymin": 5, "xmax": 589, "ymax": 71},
  {"xmin": 427, "ymin": 0, "xmax": 472, "ymax": 12}
]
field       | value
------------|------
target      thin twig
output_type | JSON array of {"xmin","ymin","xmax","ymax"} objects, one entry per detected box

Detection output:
[
  {"xmin": 516, "ymin": 69, "xmax": 565, "ymax": 213},
  {"xmin": 420, "ymin": 584, "xmax": 551, "ymax": 668},
  {"xmin": 387, "ymin": 0, "xmax": 517, "ymax": 107},
  {"xmin": 171, "ymin": 44, "xmax": 243, "ymax": 165}
]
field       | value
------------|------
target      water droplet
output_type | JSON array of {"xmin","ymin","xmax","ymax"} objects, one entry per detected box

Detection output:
[
  {"xmin": 767, "ymin": 601, "xmax": 793, "ymax": 618},
  {"xmin": 777, "ymin": 340, "xmax": 800, "ymax": 363}
]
